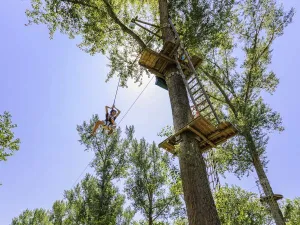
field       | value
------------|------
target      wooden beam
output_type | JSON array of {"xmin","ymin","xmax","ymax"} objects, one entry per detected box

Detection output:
[
  {"xmin": 206, "ymin": 124, "xmax": 236, "ymax": 140},
  {"xmin": 187, "ymin": 125, "xmax": 216, "ymax": 148}
]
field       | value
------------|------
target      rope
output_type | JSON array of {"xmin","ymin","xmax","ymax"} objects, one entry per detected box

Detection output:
[
  {"xmin": 71, "ymin": 75, "xmax": 154, "ymax": 187},
  {"xmin": 72, "ymin": 161, "xmax": 92, "ymax": 187},
  {"xmin": 119, "ymin": 75, "xmax": 154, "ymax": 125},
  {"xmin": 113, "ymin": 76, "xmax": 121, "ymax": 106}
]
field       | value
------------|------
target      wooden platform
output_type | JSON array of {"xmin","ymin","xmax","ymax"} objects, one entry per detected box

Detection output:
[
  {"xmin": 260, "ymin": 194, "xmax": 283, "ymax": 202},
  {"xmin": 139, "ymin": 41, "xmax": 202, "ymax": 79},
  {"xmin": 158, "ymin": 116, "xmax": 238, "ymax": 154}
]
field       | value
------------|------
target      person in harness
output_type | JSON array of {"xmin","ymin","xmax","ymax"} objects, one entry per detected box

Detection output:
[{"xmin": 92, "ymin": 105, "xmax": 121, "ymax": 135}]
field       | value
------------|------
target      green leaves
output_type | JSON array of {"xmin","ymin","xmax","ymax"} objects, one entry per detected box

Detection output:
[
  {"xmin": 194, "ymin": 0, "xmax": 294, "ymax": 178},
  {"xmin": 283, "ymin": 198, "xmax": 300, "ymax": 225},
  {"xmin": 11, "ymin": 209, "xmax": 52, "ymax": 225},
  {"xmin": 215, "ymin": 185, "xmax": 272, "ymax": 225},
  {"xmin": 0, "ymin": 111, "xmax": 20, "ymax": 162},
  {"xmin": 125, "ymin": 138, "xmax": 182, "ymax": 224}
]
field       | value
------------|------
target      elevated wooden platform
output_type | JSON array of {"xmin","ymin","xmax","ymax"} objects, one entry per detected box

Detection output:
[
  {"xmin": 260, "ymin": 194, "xmax": 283, "ymax": 203},
  {"xmin": 158, "ymin": 116, "xmax": 238, "ymax": 154},
  {"xmin": 139, "ymin": 41, "xmax": 202, "ymax": 79}
]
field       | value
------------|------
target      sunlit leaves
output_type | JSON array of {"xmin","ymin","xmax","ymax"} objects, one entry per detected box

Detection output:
[
  {"xmin": 215, "ymin": 185, "xmax": 272, "ymax": 225},
  {"xmin": 125, "ymin": 139, "xmax": 182, "ymax": 223},
  {"xmin": 196, "ymin": 0, "xmax": 294, "ymax": 177}
]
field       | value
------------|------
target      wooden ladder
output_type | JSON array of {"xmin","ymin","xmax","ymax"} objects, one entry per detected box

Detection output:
[{"xmin": 168, "ymin": 18, "xmax": 221, "ymax": 191}]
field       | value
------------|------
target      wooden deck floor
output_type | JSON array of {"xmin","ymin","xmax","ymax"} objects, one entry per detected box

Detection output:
[
  {"xmin": 139, "ymin": 41, "xmax": 202, "ymax": 79},
  {"xmin": 158, "ymin": 116, "xmax": 238, "ymax": 154}
]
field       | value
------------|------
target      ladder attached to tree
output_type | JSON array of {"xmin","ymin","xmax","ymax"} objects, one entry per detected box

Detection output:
[
  {"xmin": 169, "ymin": 18, "xmax": 222, "ymax": 191},
  {"xmin": 136, "ymin": 17, "xmax": 238, "ymax": 192},
  {"xmin": 157, "ymin": 19, "xmax": 237, "ymax": 153}
]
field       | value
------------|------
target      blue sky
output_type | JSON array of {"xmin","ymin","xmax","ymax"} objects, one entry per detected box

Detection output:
[{"xmin": 0, "ymin": 0, "xmax": 299, "ymax": 224}]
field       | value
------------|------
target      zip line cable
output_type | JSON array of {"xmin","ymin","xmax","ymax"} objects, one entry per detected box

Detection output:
[
  {"xmin": 72, "ymin": 162, "xmax": 91, "ymax": 187},
  {"xmin": 119, "ymin": 75, "xmax": 154, "ymax": 125},
  {"xmin": 71, "ymin": 75, "xmax": 154, "ymax": 187}
]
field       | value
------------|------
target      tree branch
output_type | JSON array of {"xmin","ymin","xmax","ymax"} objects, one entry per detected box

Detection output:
[
  {"xmin": 61, "ymin": 0, "xmax": 147, "ymax": 49},
  {"xmin": 205, "ymin": 56, "xmax": 237, "ymax": 97},
  {"xmin": 243, "ymin": 32, "xmax": 275, "ymax": 108},
  {"xmin": 200, "ymin": 68, "xmax": 238, "ymax": 118},
  {"xmin": 102, "ymin": 0, "xmax": 146, "ymax": 49}
]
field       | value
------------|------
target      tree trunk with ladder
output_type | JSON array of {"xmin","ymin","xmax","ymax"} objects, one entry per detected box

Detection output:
[
  {"xmin": 159, "ymin": 0, "xmax": 221, "ymax": 224},
  {"xmin": 245, "ymin": 131, "xmax": 285, "ymax": 225}
]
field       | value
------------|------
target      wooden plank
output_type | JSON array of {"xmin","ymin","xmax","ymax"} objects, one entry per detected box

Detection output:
[
  {"xmin": 207, "ymin": 123, "xmax": 238, "ymax": 140},
  {"xmin": 187, "ymin": 125, "xmax": 216, "ymax": 148},
  {"xmin": 260, "ymin": 194, "xmax": 283, "ymax": 202}
]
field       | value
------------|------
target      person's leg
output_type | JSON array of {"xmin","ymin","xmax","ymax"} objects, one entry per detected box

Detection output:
[
  {"xmin": 108, "ymin": 128, "xmax": 114, "ymax": 135},
  {"xmin": 92, "ymin": 120, "xmax": 104, "ymax": 135},
  {"xmin": 102, "ymin": 121, "xmax": 109, "ymax": 130},
  {"xmin": 107, "ymin": 123, "xmax": 117, "ymax": 135}
]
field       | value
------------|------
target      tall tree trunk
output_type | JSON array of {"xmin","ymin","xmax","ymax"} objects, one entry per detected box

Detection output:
[
  {"xmin": 158, "ymin": 1, "xmax": 221, "ymax": 224},
  {"xmin": 149, "ymin": 215, "xmax": 153, "ymax": 225},
  {"xmin": 245, "ymin": 132, "xmax": 285, "ymax": 225},
  {"xmin": 149, "ymin": 194, "xmax": 153, "ymax": 225}
]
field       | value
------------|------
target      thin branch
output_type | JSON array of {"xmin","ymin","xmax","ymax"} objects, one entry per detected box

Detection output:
[
  {"xmin": 243, "ymin": 16, "xmax": 262, "ymax": 107},
  {"xmin": 61, "ymin": 0, "xmax": 146, "ymax": 49},
  {"xmin": 243, "ymin": 32, "xmax": 275, "ymax": 108},
  {"xmin": 102, "ymin": 0, "xmax": 146, "ymax": 49},
  {"xmin": 200, "ymin": 67, "xmax": 238, "ymax": 118},
  {"xmin": 205, "ymin": 56, "xmax": 237, "ymax": 97}
]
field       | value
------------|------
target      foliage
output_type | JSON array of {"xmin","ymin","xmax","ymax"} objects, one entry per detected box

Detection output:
[
  {"xmin": 189, "ymin": 0, "xmax": 295, "ymax": 178},
  {"xmin": 62, "ymin": 115, "xmax": 134, "ymax": 224},
  {"xmin": 125, "ymin": 138, "xmax": 182, "ymax": 224},
  {"xmin": 215, "ymin": 185, "xmax": 272, "ymax": 225},
  {"xmin": 25, "ymin": 0, "xmax": 236, "ymax": 87},
  {"xmin": 50, "ymin": 200, "xmax": 67, "ymax": 225},
  {"xmin": 25, "ymin": 0, "xmax": 159, "ymax": 86},
  {"xmin": 0, "ymin": 111, "xmax": 20, "ymax": 162},
  {"xmin": 283, "ymin": 198, "xmax": 300, "ymax": 225},
  {"xmin": 11, "ymin": 209, "xmax": 52, "ymax": 225},
  {"xmin": 63, "ymin": 173, "xmax": 125, "ymax": 225}
]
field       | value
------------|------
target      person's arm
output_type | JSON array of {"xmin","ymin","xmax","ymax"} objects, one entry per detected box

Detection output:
[
  {"xmin": 113, "ymin": 105, "xmax": 121, "ymax": 118},
  {"xmin": 105, "ymin": 106, "xmax": 110, "ymax": 114}
]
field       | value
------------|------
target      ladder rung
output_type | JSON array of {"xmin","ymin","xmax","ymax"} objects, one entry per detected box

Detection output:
[
  {"xmin": 199, "ymin": 104, "xmax": 210, "ymax": 112},
  {"xmin": 203, "ymin": 111, "xmax": 213, "ymax": 118},
  {"xmin": 192, "ymin": 88, "xmax": 202, "ymax": 96},
  {"xmin": 194, "ymin": 94, "xmax": 204, "ymax": 102},
  {"xmin": 196, "ymin": 99, "xmax": 207, "ymax": 107},
  {"xmin": 188, "ymin": 76, "xmax": 197, "ymax": 84},
  {"xmin": 190, "ymin": 82, "xmax": 199, "ymax": 90}
]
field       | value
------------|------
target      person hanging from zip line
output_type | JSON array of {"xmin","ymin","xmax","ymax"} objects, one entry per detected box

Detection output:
[{"xmin": 92, "ymin": 105, "xmax": 121, "ymax": 135}]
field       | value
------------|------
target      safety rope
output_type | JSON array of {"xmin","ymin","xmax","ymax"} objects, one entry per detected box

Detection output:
[{"xmin": 112, "ymin": 76, "xmax": 121, "ymax": 107}]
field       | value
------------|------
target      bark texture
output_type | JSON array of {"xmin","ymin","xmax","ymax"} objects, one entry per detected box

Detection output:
[
  {"xmin": 165, "ymin": 70, "xmax": 221, "ymax": 225},
  {"xmin": 158, "ymin": 0, "xmax": 221, "ymax": 224}
]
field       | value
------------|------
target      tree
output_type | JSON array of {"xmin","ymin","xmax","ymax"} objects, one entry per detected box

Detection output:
[
  {"xmin": 50, "ymin": 200, "xmax": 67, "ymax": 225},
  {"xmin": 26, "ymin": 0, "xmax": 236, "ymax": 223},
  {"xmin": 64, "ymin": 115, "xmax": 134, "ymax": 224},
  {"xmin": 283, "ymin": 198, "xmax": 300, "ymax": 225},
  {"xmin": 215, "ymin": 185, "xmax": 272, "ymax": 225},
  {"xmin": 0, "ymin": 111, "xmax": 20, "ymax": 162},
  {"xmin": 179, "ymin": 0, "xmax": 294, "ymax": 224},
  {"xmin": 11, "ymin": 209, "xmax": 52, "ymax": 225},
  {"xmin": 125, "ymin": 138, "xmax": 181, "ymax": 225},
  {"xmin": 116, "ymin": 207, "xmax": 135, "ymax": 225},
  {"xmin": 63, "ymin": 173, "xmax": 125, "ymax": 225}
]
